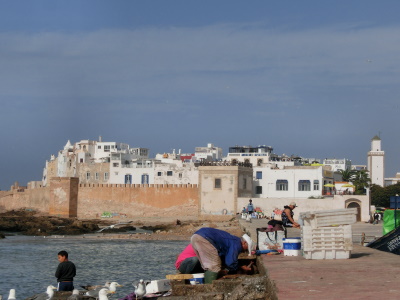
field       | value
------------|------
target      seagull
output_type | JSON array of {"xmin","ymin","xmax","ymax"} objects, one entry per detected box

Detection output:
[
  {"xmin": 8, "ymin": 289, "xmax": 16, "ymax": 300},
  {"xmin": 81, "ymin": 281, "xmax": 111, "ymax": 291},
  {"xmin": 98, "ymin": 289, "xmax": 113, "ymax": 300},
  {"xmin": 29, "ymin": 286, "xmax": 57, "ymax": 300},
  {"xmin": 67, "ymin": 289, "xmax": 80, "ymax": 300},
  {"xmin": 97, "ymin": 221, "xmax": 133, "ymax": 232},
  {"xmin": 85, "ymin": 282, "xmax": 121, "ymax": 297},
  {"xmin": 133, "ymin": 279, "xmax": 149, "ymax": 300}
]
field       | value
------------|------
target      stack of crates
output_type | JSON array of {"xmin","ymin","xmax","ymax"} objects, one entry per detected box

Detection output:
[{"xmin": 300, "ymin": 208, "xmax": 357, "ymax": 259}]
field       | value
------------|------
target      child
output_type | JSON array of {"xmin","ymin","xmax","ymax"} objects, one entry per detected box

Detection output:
[{"xmin": 55, "ymin": 250, "xmax": 76, "ymax": 291}]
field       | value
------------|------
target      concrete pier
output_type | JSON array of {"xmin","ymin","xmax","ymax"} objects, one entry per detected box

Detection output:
[{"xmin": 239, "ymin": 218, "xmax": 400, "ymax": 300}]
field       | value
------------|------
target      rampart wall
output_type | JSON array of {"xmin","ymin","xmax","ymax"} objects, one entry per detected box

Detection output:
[
  {"xmin": 0, "ymin": 179, "xmax": 200, "ymax": 219},
  {"xmin": 77, "ymin": 183, "xmax": 199, "ymax": 218}
]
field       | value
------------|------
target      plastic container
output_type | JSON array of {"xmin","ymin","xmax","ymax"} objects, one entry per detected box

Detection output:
[
  {"xmin": 302, "ymin": 225, "xmax": 353, "ymax": 251},
  {"xmin": 189, "ymin": 273, "xmax": 204, "ymax": 285},
  {"xmin": 146, "ymin": 279, "xmax": 171, "ymax": 293},
  {"xmin": 283, "ymin": 237, "xmax": 301, "ymax": 256},
  {"xmin": 300, "ymin": 208, "xmax": 357, "ymax": 228},
  {"xmin": 303, "ymin": 249, "xmax": 351, "ymax": 259}
]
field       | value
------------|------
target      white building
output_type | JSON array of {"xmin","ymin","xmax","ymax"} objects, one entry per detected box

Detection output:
[
  {"xmin": 195, "ymin": 143, "xmax": 223, "ymax": 161},
  {"xmin": 253, "ymin": 165, "xmax": 334, "ymax": 199},
  {"xmin": 323, "ymin": 158, "xmax": 352, "ymax": 172},
  {"xmin": 367, "ymin": 135, "xmax": 385, "ymax": 187}
]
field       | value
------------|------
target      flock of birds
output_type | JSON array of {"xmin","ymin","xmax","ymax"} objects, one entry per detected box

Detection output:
[{"xmin": 2, "ymin": 279, "xmax": 149, "ymax": 300}]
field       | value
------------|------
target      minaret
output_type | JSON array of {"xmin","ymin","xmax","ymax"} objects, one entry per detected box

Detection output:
[{"xmin": 367, "ymin": 135, "xmax": 385, "ymax": 186}]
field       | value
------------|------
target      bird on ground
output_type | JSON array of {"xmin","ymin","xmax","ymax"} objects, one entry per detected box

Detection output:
[
  {"xmin": 67, "ymin": 289, "xmax": 80, "ymax": 300},
  {"xmin": 29, "ymin": 286, "xmax": 57, "ymax": 300},
  {"xmin": 85, "ymin": 282, "xmax": 121, "ymax": 297},
  {"xmin": 133, "ymin": 279, "xmax": 149, "ymax": 300},
  {"xmin": 98, "ymin": 289, "xmax": 113, "ymax": 300},
  {"xmin": 8, "ymin": 289, "xmax": 16, "ymax": 300},
  {"xmin": 97, "ymin": 221, "xmax": 133, "ymax": 232},
  {"xmin": 81, "ymin": 281, "xmax": 111, "ymax": 291}
]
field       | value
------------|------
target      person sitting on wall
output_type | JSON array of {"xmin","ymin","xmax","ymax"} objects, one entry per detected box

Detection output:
[
  {"xmin": 175, "ymin": 244, "xmax": 204, "ymax": 274},
  {"xmin": 282, "ymin": 202, "xmax": 300, "ymax": 229},
  {"xmin": 190, "ymin": 227, "xmax": 253, "ymax": 283}
]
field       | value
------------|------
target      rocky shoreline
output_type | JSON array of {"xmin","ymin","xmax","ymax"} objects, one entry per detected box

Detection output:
[{"xmin": 0, "ymin": 209, "xmax": 243, "ymax": 240}]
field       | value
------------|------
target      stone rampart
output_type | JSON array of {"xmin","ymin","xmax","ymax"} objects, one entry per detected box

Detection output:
[
  {"xmin": 0, "ymin": 179, "xmax": 200, "ymax": 219},
  {"xmin": 77, "ymin": 183, "xmax": 199, "ymax": 218}
]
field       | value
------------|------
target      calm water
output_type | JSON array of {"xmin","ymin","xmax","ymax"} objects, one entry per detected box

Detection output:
[{"xmin": 0, "ymin": 235, "xmax": 187, "ymax": 299}]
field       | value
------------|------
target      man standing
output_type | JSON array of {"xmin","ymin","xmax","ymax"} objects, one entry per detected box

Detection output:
[
  {"xmin": 247, "ymin": 199, "xmax": 254, "ymax": 215},
  {"xmin": 55, "ymin": 250, "xmax": 76, "ymax": 291},
  {"xmin": 190, "ymin": 227, "xmax": 252, "ymax": 283}
]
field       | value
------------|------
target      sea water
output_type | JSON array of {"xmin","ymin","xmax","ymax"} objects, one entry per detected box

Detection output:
[{"xmin": 0, "ymin": 235, "xmax": 187, "ymax": 299}]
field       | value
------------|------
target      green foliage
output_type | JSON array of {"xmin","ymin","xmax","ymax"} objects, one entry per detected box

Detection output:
[
  {"xmin": 371, "ymin": 183, "xmax": 400, "ymax": 207},
  {"xmin": 350, "ymin": 170, "xmax": 370, "ymax": 195},
  {"xmin": 338, "ymin": 169, "xmax": 355, "ymax": 182}
]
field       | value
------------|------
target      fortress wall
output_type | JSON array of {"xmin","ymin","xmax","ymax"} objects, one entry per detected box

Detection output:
[
  {"xmin": 0, "ymin": 187, "xmax": 50, "ymax": 213},
  {"xmin": 77, "ymin": 183, "xmax": 200, "ymax": 219}
]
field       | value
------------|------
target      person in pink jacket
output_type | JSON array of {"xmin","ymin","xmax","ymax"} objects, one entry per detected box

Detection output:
[{"xmin": 175, "ymin": 244, "xmax": 204, "ymax": 274}]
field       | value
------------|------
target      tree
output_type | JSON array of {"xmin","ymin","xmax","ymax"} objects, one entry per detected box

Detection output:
[
  {"xmin": 371, "ymin": 182, "xmax": 400, "ymax": 208},
  {"xmin": 338, "ymin": 169, "xmax": 355, "ymax": 182},
  {"xmin": 350, "ymin": 170, "xmax": 370, "ymax": 195}
]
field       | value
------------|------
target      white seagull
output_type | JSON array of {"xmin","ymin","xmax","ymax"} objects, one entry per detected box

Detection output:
[
  {"xmin": 85, "ymin": 282, "xmax": 121, "ymax": 297},
  {"xmin": 133, "ymin": 279, "xmax": 149, "ymax": 300},
  {"xmin": 98, "ymin": 289, "xmax": 113, "ymax": 300},
  {"xmin": 97, "ymin": 221, "xmax": 133, "ymax": 232},
  {"xmin": 8, "ymin": 289, "xmax": 16, "ymax": 300}
]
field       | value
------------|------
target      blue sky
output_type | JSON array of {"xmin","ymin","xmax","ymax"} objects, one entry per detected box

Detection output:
[{"xmin": 1, "ymin": 1, "xmax": 400, "ymax": 190}]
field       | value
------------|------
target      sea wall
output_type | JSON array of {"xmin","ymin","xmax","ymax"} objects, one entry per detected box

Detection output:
[
  {"xmin": 77, "ymin": 183, "xmax": 199, "ymax": 219},
  {"xmin": 0, "ymin": 187, "xmax": 50, "ymax": 213},
  {"xmin": 0, "ymin": 178, "xmax": 200, "ymax": 218}
]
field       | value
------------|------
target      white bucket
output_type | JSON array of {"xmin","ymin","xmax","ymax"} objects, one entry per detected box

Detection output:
[
  {"xmin": 283, "ymin": 237, "xmax": 301, "ymax": 256},
  {"xmin": 190, "ymin": 273, "xmax": 204, "ymax": 285}
]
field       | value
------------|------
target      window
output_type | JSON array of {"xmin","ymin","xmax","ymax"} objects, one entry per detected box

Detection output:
[
  {"xmin": 276, "ymin": 180, "xmax": 288, "ymax": 191},
  {"xmin": 113, "ymin": 163, "xmax": 119, "ymax": 167},
  {"xmin": 257, "ymin": 159, "xmax": 263, "ymax": 166},
  {"xmin": 95, "ymin": 173, "xmax": 99, "ymax": 180},
  {"xmin": 80, "ymin": 159, "xmax": 83, "ymax": 163},
  {"xmin": 86, "ymin": 172, "xmax": 90, "ymax": 180},
  {"xmin": 167, "ymin": 171, "xmax": 173, "ymax": 176},
  {"xmin": 298, "ymin": 180, "xmax": 311, "ymax": 191},
  {"xmin": 313, "ymin": 180, "xmax": 319, "ymax": 190},
  {"xmin": 104, "ymin": 172, "xmax": 109, "ymax": 180},
  {"xmin": 104, "ymin": 145, "xmax": 110, "ymax": 152},
  {"xmin": 243, "ymin": 178, "xmax": 247, "ymax": 189},
  {"xmin": 157, "ymin": 172, "xmax": 162, "ymax": 176},
  {"xmin": 98, "ymin": 145, "xmax": 101, "ymax": 149},
  {"xmin": 256, "ymin": 186, "xmax": 263, "ymax": 194},
  {"xmin": 215, "ymin": 178, "xmax": 221, "ymax": 189},
  {"xmin": 179, "ymin": 173, "xmax": 182, "ymax": 178},
  {"xmin": 256, "ymin": 171, "xmax": 262, "ymax": 179}
]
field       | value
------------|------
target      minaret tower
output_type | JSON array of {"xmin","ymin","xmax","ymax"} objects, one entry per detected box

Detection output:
[{"xmin": 367, "ymin": 135, "xmax": 385, "ymax": 186}]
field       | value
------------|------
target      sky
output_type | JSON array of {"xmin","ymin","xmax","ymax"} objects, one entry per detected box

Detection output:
[{"xmin": 1, "ymin": 0, "xmax": 400, "ymax": 190}]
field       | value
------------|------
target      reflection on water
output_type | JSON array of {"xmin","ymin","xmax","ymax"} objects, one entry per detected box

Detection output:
[{"xmin": 0, "ymin": 235, "xmax": 187, "ymax": 299}]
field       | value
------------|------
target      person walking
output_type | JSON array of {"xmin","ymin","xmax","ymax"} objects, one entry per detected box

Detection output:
[{"xmin": 55, "ymin": 250, "xmax": 76, "ymax": 291}]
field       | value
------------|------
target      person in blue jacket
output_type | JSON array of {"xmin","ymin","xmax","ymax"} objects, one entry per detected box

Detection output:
[{"xmin": 191, "ymin": 227, "xmax": 252, "ymax": 283}]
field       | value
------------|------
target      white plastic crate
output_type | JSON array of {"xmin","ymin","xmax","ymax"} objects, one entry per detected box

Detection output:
[
  {"xmin": 303, "ymin": 249, "xmax": 351, "ymax": 259},
  {"xmin": 302, "ymin": 225, "xmax": 353, "ymax": 251},
  {"xmin": 146, "ymin": 279, "xmax": 171, "ymax": 294},
  {"xmin": 300, "ymin": 208, "xmax": 357, "ymax": 228}
]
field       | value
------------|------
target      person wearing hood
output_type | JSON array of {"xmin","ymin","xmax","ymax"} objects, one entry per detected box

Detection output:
[
  {"xmin": 190, "ymin": 227, "xmax": 253, "ymax": 283},
  {"xmin": 282, "ymin": 202, "xmax": 300, "ymax": 229}
]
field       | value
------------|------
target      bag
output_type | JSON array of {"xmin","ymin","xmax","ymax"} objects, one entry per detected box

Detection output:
[{"xmin": 256, "ymin": 227, "xmax": 285, "ymax": 251}]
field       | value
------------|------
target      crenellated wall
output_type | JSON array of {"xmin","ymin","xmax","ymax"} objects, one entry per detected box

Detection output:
[
  {"xmin": 77, "ymin": 183, "xmax": 199, "ymax": 218},
  {"xmin": 0, "ymin": 178, "xmax": 200, "ymax": 218}
]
